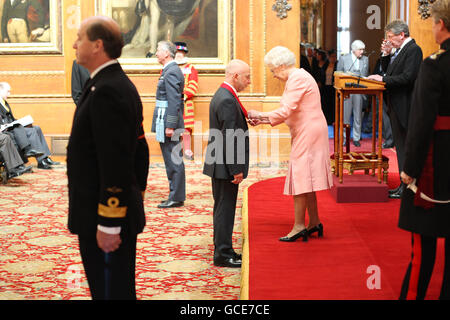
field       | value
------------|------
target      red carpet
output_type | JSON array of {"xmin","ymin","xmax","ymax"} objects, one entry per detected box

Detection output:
[{"xmin": 244, "ymin": 173, "xmax": 446, "ymax": 300}]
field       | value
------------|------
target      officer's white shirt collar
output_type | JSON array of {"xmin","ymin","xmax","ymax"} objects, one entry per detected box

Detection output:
[{"xmin": 90, "ymin": 60, "xmax": 119, "ymax": 79}]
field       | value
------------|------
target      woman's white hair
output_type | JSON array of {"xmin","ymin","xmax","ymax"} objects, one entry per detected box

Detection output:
[{"xmin": 264, "ymin": 46, "xmax": 296, "ymax": 67}]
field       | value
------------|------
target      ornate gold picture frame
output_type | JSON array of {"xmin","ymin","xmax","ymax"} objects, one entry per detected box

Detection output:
[
  {"xmin": 0, "ymin": 0, "xmax": 62, "ymax": 55},
  {"xmin": 96, "ymin": 0, "xmax": 232, "ymax": 73}
]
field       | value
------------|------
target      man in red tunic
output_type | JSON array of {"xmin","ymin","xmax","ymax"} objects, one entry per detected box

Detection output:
[{"xmin": 174, "ymin": 41, "xmax": 198, "ymax": 160}]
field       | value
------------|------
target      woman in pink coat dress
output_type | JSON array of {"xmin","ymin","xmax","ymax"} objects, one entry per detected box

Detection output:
[{"xmin": 248, "ymin": 46, "xmax": 333, "ymax": 242}]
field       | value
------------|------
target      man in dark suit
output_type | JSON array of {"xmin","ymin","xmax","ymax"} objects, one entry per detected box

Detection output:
[
  {"xmin": 397, "ymin": 0, "xmax": 450, "ymax": 299},
  {"xmin": 300, "ymin": 44, "xmax": 312, "ymax": 74},
  {"xmin": 68, "ymin": 16, "xmax": 149, "ymax": 300},
  {"xmin": 71, "ymin": 60, "xmax": 90, "ymax": 105},
  {"xmin": 203, "ymin": 59, "xmax": 251, "ymax": 268},
  {"xmin": 151, "ymin": 40, "xmax": 186, "ymax": 209},
  {"xmin": 368, "ymin": 19, "xmax": 423, "ymax": 199}
]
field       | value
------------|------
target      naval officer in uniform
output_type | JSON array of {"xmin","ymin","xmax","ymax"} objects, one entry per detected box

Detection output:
[{"xmin": 68, "ymin": 16, "xmax": 149, "ymax": 300}]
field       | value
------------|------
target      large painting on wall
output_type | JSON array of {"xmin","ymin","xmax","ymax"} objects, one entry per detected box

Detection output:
[
  {"xmin": 96, "ymin": 0, "xmax": 232, "ymax": 72},
  {"xmin": 0, "ymin": 0, "xmax": 62, "ymax": 54},
  {"xmin": 300, "ymin": 0, "xmax": 322, "ymax": 48}
]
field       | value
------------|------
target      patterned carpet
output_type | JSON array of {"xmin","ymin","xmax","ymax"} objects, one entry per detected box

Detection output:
[{"xmin": 0, "ymin": 160, "xmax": 287, "ymax": 300}]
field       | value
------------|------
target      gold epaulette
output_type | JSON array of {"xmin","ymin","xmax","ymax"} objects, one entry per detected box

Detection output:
[
  {"xmin": 98, "ymin": 197, "xmax": 127, "ymax": 218},
  {"xmin": 430, "ymin": 49, "xmax": 445, "ymax": 60}
]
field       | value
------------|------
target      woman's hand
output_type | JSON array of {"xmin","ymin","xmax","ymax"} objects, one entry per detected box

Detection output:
[{"xmin": 247, "ymin": 110, "xmax": 270, "ymax": 125}]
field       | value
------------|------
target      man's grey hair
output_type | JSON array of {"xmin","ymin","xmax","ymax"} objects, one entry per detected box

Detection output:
[
  {"xmin": 351, "ymin": 40, "xmax": 365, "ymax": 51},
  {"xmin": 0, "ymin": 82, "xmax": 10, "ymax": 90},
  {"xmin": 385, "ymin": 19, "xmax": 410, "ymax": 37},
  {"xmin": 264, "ymin": 46, "xmax": 296, "ymax": 68},
  {"xmin": 431, "ymin": 0, "xmax": 450, "ymax": 31},
  {"xmin": 158, "ymin": 40, "xmax": 177, "ymax": 58}
]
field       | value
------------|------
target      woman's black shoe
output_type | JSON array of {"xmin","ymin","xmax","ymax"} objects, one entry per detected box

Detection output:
[
  {"xmin": 307, "ymin": 223, "xmax": 324, "ymax": 238},
  {"xmin": 279, "ymin": 228, "xmax": 308, "ymax": 242}
]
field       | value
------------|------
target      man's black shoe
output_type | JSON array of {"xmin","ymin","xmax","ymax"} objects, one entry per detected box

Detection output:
[
  {"xmin": 382, "ymin": 142, "xmax": 394, "ymax": 148},
  {"xmin": 389, "ymin": 183, "xmax": 404, "ymax": 195},
  {"xmin": 17, "ymin": 165, "xmax": 33, "ymax": 173},
  {"xmin": 24, "ymin": 149, "xmax": 44, "ymax": 158},
  {"xmin": 45, "ymin": 157, "xmax": 60, "ymax": 165},
  {"xmin": 214, "ymin": 257, "xmax": 242, "ymax": 268},
  {"xmin": 157, "ymin": 200, "xmax": 184, "ymax": 208},
  {"xmin": 353, "ymin": 140, "xmax": 361, "ymax": 147},
  {"xmin": 389, "ymin": 183, "xmax": 406, "ymax": 199},
  {"xmin": 37, "ymin": 160, "xmax": 52, "ymax": 169},
  {"xmin": 7, "ymin": 170, "xmax": 20, "ymax": 179},
  {"xmin": 7, "ymin": 166, "xmax": 28, "ymax": 179}
]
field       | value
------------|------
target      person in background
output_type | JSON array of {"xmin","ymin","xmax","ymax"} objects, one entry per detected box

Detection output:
[
  {"xmin": 336, "ymin": 40, "xmax": 369, "ymax": 147},
  {"xmin": 397, "ymin": 0, "xmax": 450, "ymax": 300},
  {"xmin": 248, "ymin": 46, "xmax": 333, "ymax": 243},
  {"xmin": 304, "ymin": 43, "xmax": 317, "ymax": 75},
  {"xmin": 368, "ymin": 19, "xmax": 423, "ymax": 199},
  {"xmin": 0, "ymin": 82, "xmax": 57, "ymax": 169},
  {"xmin": 312, "ymin": 50, "xmax": 330, "ymax": 124},
  {"xmin": 300, "ymin": 43, "xmax": 312, "ymax": 75},
  {"xmin": 322, "ymin": 49, "xmax": 338, "ymax": 125},
  {"xmin": 362, "ymin": 57, "xmax": 394, "ymax": 148},
  {"xmin": 71, "ymin": 60, "xmax": 90, "ymax": 106},
  {"xmin": 174, "ymin": 41, "xmax": 198, "ymax": 161},
  {"xmin": 151, "ymin": 40, "xmax": 186, "ymax": 209},
  {"xmin": 0, "ymin": 132, "xmax": 32, "ymax": 180}
]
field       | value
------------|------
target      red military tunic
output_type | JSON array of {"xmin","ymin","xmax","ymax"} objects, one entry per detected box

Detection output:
[{"xmin": 180, "ymin": 63, "xmax": 198, "ymax": 131}]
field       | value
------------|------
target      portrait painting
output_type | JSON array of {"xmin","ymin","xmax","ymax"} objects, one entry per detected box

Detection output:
[
  {"xmin": 0, "ymin": 0, "xmax": 62, "ymax": 54},
  {"xmin": 97, "ymin": 0, "xmax": 232, "ymax": 72}
]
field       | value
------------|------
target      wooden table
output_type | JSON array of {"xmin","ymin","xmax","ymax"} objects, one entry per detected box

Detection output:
[{"xmin": 332, "ymin": 72, "xmax": 387, "ymax": 183}]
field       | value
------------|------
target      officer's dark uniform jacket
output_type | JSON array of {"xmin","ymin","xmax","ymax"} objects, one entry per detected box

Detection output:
[
  {"xmin": 151, "ymin": 61, "xmax": 185, "ymax": 139},
  {"xmin": 67, "ymin": 62, "xmax": 149, "ymax": 237},
  {"xmin": 399, "ymin": 38, "xmax": 450, "ymax": 237}
]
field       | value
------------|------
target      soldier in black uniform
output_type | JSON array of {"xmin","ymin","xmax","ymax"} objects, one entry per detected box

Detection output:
[{"xmin": 398, "ymin": 0, "xmax": 450, "ymax": 300}]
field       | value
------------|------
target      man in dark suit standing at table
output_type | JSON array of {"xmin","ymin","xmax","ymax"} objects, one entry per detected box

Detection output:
[
  {"xmin": 68, "ymin": 15, "xmax": 149, "ymax": 300},
  {"xmin": 368, "ymin": 19, "xmax": 423, "ymax": 199},
  {"xmin": 151, "ymin": 40, "xmax": 186, "ymax": 209},
  {"xmin": 203, "ymin": 59, "xmax": 251, "ymax": 268}
]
